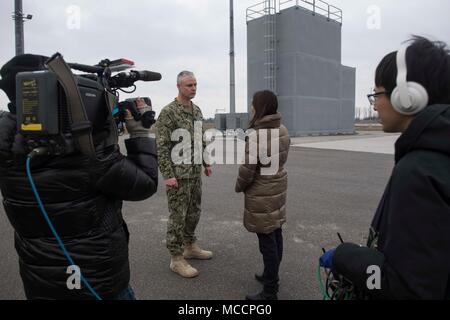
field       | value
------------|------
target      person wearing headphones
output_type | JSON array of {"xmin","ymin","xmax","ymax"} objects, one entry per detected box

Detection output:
[{"xmin": 320, "ymin": 36, "xmax": 450, "ymax": 299}]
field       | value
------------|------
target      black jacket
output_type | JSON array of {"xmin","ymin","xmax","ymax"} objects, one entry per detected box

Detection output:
[
  {"xmin": 0, "ymin": 112, "xmax": 158, "ymax": 300},
  {"xmin": 333, "ymin": 104, "xmax": 450, "ymax": 300}
]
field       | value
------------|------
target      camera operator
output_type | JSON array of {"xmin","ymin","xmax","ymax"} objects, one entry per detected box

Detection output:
[{"xmin": 0, "ymin": 54, "xmax": 158, "ymax": 300}]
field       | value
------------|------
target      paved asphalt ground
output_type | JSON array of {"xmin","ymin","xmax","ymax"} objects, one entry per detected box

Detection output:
[{"xmin": 0, "ymin": 134, "xmax": 395, "ymax": 300}]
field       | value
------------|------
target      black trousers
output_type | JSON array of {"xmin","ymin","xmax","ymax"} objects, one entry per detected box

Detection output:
[{"xmin": 257, "ymin": 228, "xmax": 283, "ymax": 294}]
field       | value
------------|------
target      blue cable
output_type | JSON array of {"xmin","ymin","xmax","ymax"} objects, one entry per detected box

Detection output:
[{"xmin": 26, "ymin": 156, "xmax": 102, "ymax": 300}]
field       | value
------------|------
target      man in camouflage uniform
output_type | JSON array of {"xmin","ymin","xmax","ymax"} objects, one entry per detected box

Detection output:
[{"xmin": 156, "ymin": 71, "xmax": 213, "ymax": 278}]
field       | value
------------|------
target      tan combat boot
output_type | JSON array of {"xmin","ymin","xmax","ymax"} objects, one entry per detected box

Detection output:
[
  {"xmin": 170, "ymin": 255, "xmax": 199, "ymax": 278},
  {"xmin": 183, "ymin": 243, "xmax": 213, "ymax": 260}
]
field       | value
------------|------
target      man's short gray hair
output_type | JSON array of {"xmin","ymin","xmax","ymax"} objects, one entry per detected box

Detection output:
[{"xmin": 177, "ymin": 71, "xmax": 195, "ymax": 84}]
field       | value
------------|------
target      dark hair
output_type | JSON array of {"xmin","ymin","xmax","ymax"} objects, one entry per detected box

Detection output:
[
  {"xmin": 248, "ymin": 90, "xmax": 278, "ymax": 128},
  {"xmin": 375, "ymin": 35, "xmax": 450, "ymax": 105}
]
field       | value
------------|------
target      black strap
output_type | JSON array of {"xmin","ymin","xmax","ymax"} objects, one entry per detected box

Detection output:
[
  {"xmin": 45, "ymin": 53, "xmax": 96, "ymax": 159},
  {"xmin": 104, "ymin": 91, "xmax": 119, "ymax": 147}
]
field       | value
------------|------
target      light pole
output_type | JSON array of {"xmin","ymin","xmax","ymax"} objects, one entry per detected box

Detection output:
[
  {"xmin": 12, "ymin": 0, "xmax": 33, "ymax": 56},
  {"xmin": 229, "ymin": 0, "xmax": 236, "ymax": 115}
]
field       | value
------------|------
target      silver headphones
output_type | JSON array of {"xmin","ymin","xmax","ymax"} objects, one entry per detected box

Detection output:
[{"xmin": 390, "ymin": 46, "xmax": 429, "ymax": 115}]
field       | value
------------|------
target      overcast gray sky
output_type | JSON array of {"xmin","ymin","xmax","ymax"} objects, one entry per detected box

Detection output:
[{"xmin": 1, "ymin": 0, "xmax": 449, "ymax": 118}]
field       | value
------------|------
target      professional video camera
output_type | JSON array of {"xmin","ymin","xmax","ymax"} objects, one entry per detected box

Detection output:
[{"xmin": 14, "ymin": 53, "xmax": 161, "ymax": 158}]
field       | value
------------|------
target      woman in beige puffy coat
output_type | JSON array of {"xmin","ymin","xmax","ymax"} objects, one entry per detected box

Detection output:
[{"xmin": 235, "ymin": 90, "xmax": 290, "ymax": 300}]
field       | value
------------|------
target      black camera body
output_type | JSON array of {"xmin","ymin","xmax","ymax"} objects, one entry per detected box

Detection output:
[{"xmin": 16, "ymin": 71, "xmax": 109, "ymax": 155}]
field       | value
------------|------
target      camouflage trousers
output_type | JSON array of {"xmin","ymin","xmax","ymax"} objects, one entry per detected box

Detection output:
[{"xmin": 166, "ymin": 178, "xmax": 202, "ymax": 256}]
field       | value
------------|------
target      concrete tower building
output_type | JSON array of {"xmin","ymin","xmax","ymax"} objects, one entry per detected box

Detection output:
[{"xmin": 247, "ymin": 0, "xmax": 356, "ymax": 136}]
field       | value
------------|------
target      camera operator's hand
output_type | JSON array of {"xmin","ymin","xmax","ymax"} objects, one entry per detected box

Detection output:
[{"xmin": 125, "ymin": 98, "xmax": 153, "ymax": 138}]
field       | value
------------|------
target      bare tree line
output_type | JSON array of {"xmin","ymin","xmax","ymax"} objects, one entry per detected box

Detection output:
[{"xmin": 355, "ymin": 106, "xmax": 379, "ymax": 121}]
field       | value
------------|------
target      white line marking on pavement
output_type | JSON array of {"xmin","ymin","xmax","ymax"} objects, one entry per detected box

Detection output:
[{"xmin": 293, "ymin": 135, "xmax": 400, "ymax": 155}]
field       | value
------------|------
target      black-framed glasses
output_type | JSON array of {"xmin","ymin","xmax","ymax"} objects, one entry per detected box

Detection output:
[{"xmin": 367, "ymin": 92, "xmax": 389, "ymax": 105}]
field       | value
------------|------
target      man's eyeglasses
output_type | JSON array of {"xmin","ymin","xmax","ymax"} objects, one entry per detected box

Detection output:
[{"xmin": 367, "ymin": 92, "xmax": 389, "ymax": 106}]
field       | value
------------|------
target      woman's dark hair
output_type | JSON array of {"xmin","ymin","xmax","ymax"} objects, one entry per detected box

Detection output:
[
  {"xmin": 248, "ymin": 90, "xmax": 278, "ymax": 128},
  {"xmin": 375, "ymin": 35, "xmax": 450, "ymax": 105}
]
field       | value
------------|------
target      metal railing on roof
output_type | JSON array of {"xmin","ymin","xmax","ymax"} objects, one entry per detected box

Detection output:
[
  {"xmin": 246, "ymin": 0, "xmax": 342, "ymax": 25},
  {"xmin": 246, "ymin": 1, "xmax": 273, "ymax": 21}
]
